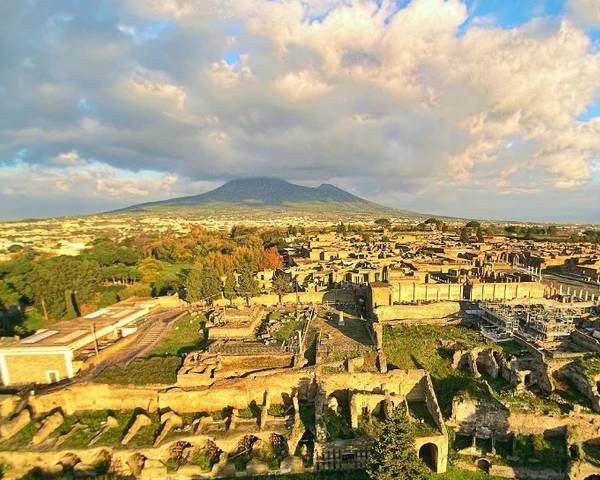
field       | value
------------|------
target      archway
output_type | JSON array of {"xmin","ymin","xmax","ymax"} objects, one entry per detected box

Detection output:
[
  {"xmin": 418, "ymin": 443, "xmax": 438, "ymax": 472},
  {"xmin": 476, "ymin": 458, "xmax": 491, "ymax": 473},
  {"xmin": 584, "ymin": 476, "xmax": 600, "ymax": 480}
]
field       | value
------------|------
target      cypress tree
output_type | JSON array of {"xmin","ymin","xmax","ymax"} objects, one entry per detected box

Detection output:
[{"xmin": 366, "ymin": 405, "xmax": 428, "ymax": 480}]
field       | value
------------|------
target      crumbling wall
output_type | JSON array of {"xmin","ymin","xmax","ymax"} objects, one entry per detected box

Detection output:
[{"xmin": 28, "ymin": 384, "xmax": 159, "ymax": 416}]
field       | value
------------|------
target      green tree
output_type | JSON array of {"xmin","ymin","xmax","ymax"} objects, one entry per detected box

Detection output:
[
  {"xmin": 459, "ymin": 227, "xmax": 469, "ymax": 243},
  {"xmin": 336, "ymin": 222, "xmax": 347, "ymax": 234},
  {"xmin": 374, "ymin": 218, "xmax": 391, "ymax": 227},
  {"xmin": 476, "ymin": 227, "xmax": 484, "ymax": 243},
  {"xmin": 236, "ymin": 267, "xmax": 259, "ymax": 298},
  {"xmin": 185, "ymin": 266, "xmax": 222, "ymax": 303},
  {"xmin": 27, "ymin": 257, "xmax": 100, "ymax": 320},
  {"xmin": 64, "ymin": 289, "xmax": 79, "ymax": 319},
  {"xmin": 366, "ymin": 406, "xmax": 428, "ymax": 480},
  {"xmin": 223, "ymin": 274, "xmax": 237, "ymax": 301},
  {"xmin": 272, "ymin": 275, "xmax": 292, "ymax": 303}
]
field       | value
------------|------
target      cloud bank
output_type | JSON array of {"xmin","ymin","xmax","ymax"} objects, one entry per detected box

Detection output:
[{"xmin": 0, "ymin": 0, "xmax": 599, "ymax": 221}]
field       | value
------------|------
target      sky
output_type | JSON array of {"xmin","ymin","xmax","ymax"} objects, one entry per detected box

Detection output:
[{"xmin": 1, "ymin": 0, "xmax": 600, "ymax": 223}]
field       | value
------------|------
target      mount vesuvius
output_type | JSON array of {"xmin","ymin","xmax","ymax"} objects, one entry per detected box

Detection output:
[{"xmin": 115, "ymin": 177, "xmax": 419, "ymax": 217}]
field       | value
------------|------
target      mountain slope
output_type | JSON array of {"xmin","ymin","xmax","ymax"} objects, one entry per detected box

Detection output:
[{"xmin": 115, "ymin": 177, "xmax": 418, "ymax": 217}]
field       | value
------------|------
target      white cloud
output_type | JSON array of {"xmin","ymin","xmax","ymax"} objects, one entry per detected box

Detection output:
[
  {"xmin": 2, "ymin": 0, "xmax": 600, "ymax": 220},
  {"xmin": 273, "ymin": 68, "xmax": 330, "ymax": 100},
  {"xmin": 567, "ymin": 0, "xmax": 600, "ymax": 29}
]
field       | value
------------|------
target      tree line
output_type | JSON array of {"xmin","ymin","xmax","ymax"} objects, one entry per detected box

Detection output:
[{"xmin": 0, "ymin": 225, "xmax": 290, "ymax": 333}]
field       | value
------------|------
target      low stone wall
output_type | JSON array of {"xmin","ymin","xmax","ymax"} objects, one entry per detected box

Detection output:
[
  {"xmin": 29, "ymin": 384, "xmax": 159, "ymax": 416},
  {"xmin": 374, "ymin": 301, "xmax": 460, "ymax": 322}
]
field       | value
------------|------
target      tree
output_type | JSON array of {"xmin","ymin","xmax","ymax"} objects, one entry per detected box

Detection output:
[
  {"xmin": 27, "ymin": 257, "xmax": 100, "ymax": 320},
  {"xmin": 223, "ymin": 274, "xmax": 237, "ymax": 301},
  {"xmin": 185, "ymin": 266, "xmax": 222, "ymax": 303},
  {"xmin": 374, "ymin": 218, "xmax": 391, "ymax": 227},
  {"xmin": 465, "ymin": 220, "xmax": 481, "ymax": 229},
  {"xmin": 459, "ymin": 227, "xmax": 469, "ymax": 243},
  {"xmin": 272, "ymin": 275, "xmax": 292, "ymax": 302},
  {"xmin": 366, "ymin": 406, "xmax": 428, "ymax": 480},
  {"xmin": 236, "ymin": 267, "xmax": 259, "ymax": 298},
  {"xmin": 336, "ymin": 222, "xmax": 347, "ymax": 234},
  {"xmin": 476, "ymin": 227, "xmax": 484, "ymax": 243}
]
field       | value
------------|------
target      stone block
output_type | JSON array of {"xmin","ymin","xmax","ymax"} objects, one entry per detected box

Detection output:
[
  {"xmin": 280, "ymin": 455, "xmax": 304, "ymax": 473},
  {"xmin": 121, "ymin": 412, "xmax": 152, "ymax": 446},
  {"xmin": 0, "ymin": 408, "xmax": 31, "ymax": 440},
  {"xmin": 32, "ymin": 410, "xmax": 64, "ymax": 445},
  {"xmin": 245, "ymin": 458, "xmax": 269, "ymax": 475}
]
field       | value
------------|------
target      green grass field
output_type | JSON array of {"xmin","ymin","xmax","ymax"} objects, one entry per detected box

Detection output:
[{"xmin": 149, "ymin": 313, "xmax": 206, "ymax": 356}]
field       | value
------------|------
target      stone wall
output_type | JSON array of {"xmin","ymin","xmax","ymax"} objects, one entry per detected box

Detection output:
[
  {"xmin": 391, "ymin": 282, "xmax": 464, "ymax": 303},
  {"xmin": 29, "ymin": 384, "xmax": 159, "ymax": 416},
  {"xmin": 374, "ymin": 301, "xmax": 460, "ymax": 322},
  {"xmin": 468, "ymin": 282, "xmax": 546, "ymax": 301}
]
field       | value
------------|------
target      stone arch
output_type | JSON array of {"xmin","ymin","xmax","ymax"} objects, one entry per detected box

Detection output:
[
  {"xmin": 476, "ymin": 457, "xmax": 491, "ymax": 473},
  {"xmin": 418, "ymin": 443, "xmax": 438, "ymax": 471},
  {"xmin": 584, "ymin": 476, "xmax": 600, "ymax": 480}
]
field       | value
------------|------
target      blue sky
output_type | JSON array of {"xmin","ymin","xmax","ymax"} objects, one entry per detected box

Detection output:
[{"xmin": 0, "ymin": 0, "xmax": 599, "ymax": 222}]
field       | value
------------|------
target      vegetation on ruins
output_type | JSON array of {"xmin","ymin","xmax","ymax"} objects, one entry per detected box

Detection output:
[
  {"xmin": 149, "ymin": 314, "xmax": 206, "ymax": 356},
  {"xmin": 93, "ymin": 356, "xmax": 182, "ymax": 385},
  {"xmin": 324, "ymin": 407, "xmax": 354, "ymax": 441},
  {"xmin": 365, "ymin": 405, "xmax": 428, "ymax": 480},
  {"xmin": 576, "ymin": 353, "xmax": 600, "ymax": 376}
]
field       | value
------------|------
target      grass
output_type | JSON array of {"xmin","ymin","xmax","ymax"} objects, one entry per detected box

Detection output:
[
  {"xmin": 216, "ymin": 469, "xmax": 506, "ymax": 480},
  {"xmin": 0, "ymin": 409, "xmax": 162, "ymax": 451},
  {"xmin": 408, "ymin": 401, "xmax": 439, "ymax": 435},
  {"xmin": 509, "ymin": 434, "xmax": 568, "ymax": 471},
  {"xmin": 93, "ymin": 356, "xmax": 182, "ymax": 385},
  {"xmin": 149, "ymin": 313, "xmax": 206, "ymax": 356},
  {"xmin": 432, "ymin": 467, "xmax": 506, "ymax": 479},
  {"xmin": 577, "ymin": 354, "xmax": 600, "ymax": 376},
  {"xmin": 383, "ymin": 325, "xmax": 500, "ymax": 416},
  {"xmin": 267, "ymin": 404, "xmax": 288, "ymax": 417},
  {"xmin": 272, "ymin": 319, "xmax": 306, "ymax": 343}
]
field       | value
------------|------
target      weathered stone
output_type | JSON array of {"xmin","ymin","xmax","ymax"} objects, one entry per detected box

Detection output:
[
  {"xmin": 176, "ymin": 464, "xmax": 208, "ymax": 476},
  {"xmin": 89, "ymin": 415, "xmax": 118, "ymax": 445},
  {"xmin": 55, "ymin": 421, "xmax": 86, "ymax": 447},
  {"xmin": 140, "ymin": 458, "xmax": 167, "ymax": 479},
  {"xmin": 245, "ymin": 458, "xmax": 269, "ymax": 475},
  {"xmin": 73, "ymin": 462, "xmax": 97, "ymax": 478},
  {"xmin": 153, "ymin": 410, "xmax": 183, "ymax": 446},
  {"xmin": 32, "ymin": 410, "xmax": 64, "ymax": 445},
  {"xmin": 327, "ymin": 396, "xmax": 339, "ymax": 412},
  {"xmin": 121, "ymin": 413, "xmax": 152, "ymax": 446},
  {"xmin": 0, "ymin": 408, "xmax": 31, "ymax": 440},
  {"xmin": 280, "ymin": 455, "xmax": 304, "ymax": 473}
]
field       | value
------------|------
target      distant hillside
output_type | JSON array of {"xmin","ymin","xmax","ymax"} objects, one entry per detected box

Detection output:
[{"xmin": 115, "ymin": 177, "xmax": 421, "ymax": 218}]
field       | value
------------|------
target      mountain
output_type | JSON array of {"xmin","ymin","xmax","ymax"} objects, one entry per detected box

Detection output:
[{"xmin": 115, "ymin": 177, "xmax": 420, "ymax": 218}]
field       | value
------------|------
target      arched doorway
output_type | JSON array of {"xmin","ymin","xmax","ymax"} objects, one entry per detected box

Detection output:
[
  {"xmin": 418, "ymin": 443, "xmax": 438, "ymax": 472},
  {"xmin": 476, "ymin": 458, "xmax": 491, "ymax": 473}
]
